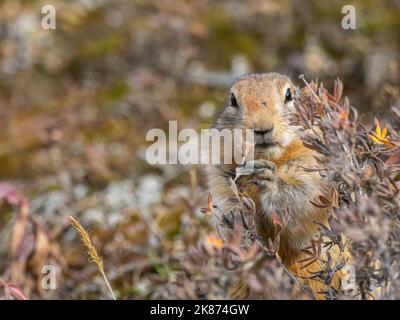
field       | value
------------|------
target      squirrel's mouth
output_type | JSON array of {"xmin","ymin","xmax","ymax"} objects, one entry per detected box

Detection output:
[
  {"xmin": 255, "ymin": 141, "xmax": 279, "ymax": 149},
  {"xmin": 254, "ymin": 132, "xmax": 278, "ymax": 149},
  {"xmin": 253, "ymin": 130, "xmax": 278, "ymax": 149}
]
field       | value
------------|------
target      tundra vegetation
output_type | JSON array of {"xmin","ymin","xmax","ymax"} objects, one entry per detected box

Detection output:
[{"xmin": 0, "ymin": 0, "xmax": 400, "ymax": 299}]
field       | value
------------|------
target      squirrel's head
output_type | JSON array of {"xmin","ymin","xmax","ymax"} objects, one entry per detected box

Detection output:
[{"xmin": 216, "ymin": 73, "xmax": 298, "ymax": 160}]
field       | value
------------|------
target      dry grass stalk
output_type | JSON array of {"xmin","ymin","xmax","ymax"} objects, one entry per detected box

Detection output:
[{"xmin": 67, "ymin": 216, "xmax": 117, "ymax": 300}]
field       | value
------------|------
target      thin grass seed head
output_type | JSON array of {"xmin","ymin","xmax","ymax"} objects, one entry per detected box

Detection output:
[{"xmin": 67, "ymin": 216, "xmax": 104, "ymax": 272}]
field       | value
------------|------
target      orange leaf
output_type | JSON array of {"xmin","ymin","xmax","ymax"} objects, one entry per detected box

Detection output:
[
  {"xmin": 204, "ymin": 235, "xmax": 224, "ymax": 250},
  {"xmin": 200, "ymin": 193, "xmax": 214, "ymax": 215}
]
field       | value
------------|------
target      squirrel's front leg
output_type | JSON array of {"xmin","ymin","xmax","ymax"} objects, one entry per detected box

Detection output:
[
  {"xmin": 237, "ymin": 158, "xmax": 325, "ymax": 228},
  {"xmin": 236, "ymin": 159, "xmax": 280, "ymax": 194}
]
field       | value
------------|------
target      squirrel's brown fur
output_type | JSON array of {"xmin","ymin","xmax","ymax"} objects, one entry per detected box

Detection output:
[{"xmin": 206, "ymin": 73, "xmax": 350, "ymax": 299}]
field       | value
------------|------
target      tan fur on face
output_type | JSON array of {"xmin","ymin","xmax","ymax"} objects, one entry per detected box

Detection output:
[{"xmin": 217, "ymin": 73, "xmax": 297, "ymax": 160}]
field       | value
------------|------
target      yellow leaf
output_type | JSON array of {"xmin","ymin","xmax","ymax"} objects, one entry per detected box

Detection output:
[{"xmin": 369, "ymin": 118, "xmax": 392, "ymax": 146}]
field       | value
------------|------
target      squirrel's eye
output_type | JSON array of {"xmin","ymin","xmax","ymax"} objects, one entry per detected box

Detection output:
[
  {"xmin": 285, "ymin": 88, "xmax": 292, "ymax": 103},
  {"xmin": 230, "ymin": 93, "xmax": 239, "ymax": 108}
]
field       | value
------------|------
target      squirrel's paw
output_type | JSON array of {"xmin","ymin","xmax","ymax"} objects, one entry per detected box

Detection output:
[{"xmin": 238, "ymin": 159, "xmax": 277, "ymax": 191}]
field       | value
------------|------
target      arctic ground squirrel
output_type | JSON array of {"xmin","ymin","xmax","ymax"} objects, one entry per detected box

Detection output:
[{"xmin": 206, "ymin": 73, "xmax": 350, "ymax": 299}]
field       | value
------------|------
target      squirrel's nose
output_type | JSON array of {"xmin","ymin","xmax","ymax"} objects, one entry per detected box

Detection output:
[{"xmin": 254, "ymin": 127, "xmax": 274, "ymax": 135}]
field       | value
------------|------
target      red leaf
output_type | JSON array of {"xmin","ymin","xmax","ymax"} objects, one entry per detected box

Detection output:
[{"xmin": 0, "ymin": 182, "xmax": 24, "ymax": 206}]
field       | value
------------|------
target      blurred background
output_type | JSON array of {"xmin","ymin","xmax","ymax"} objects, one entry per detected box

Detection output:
[{"xmin": 0, "ymin": 0, "xmax": 399, "ymax": 299}]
